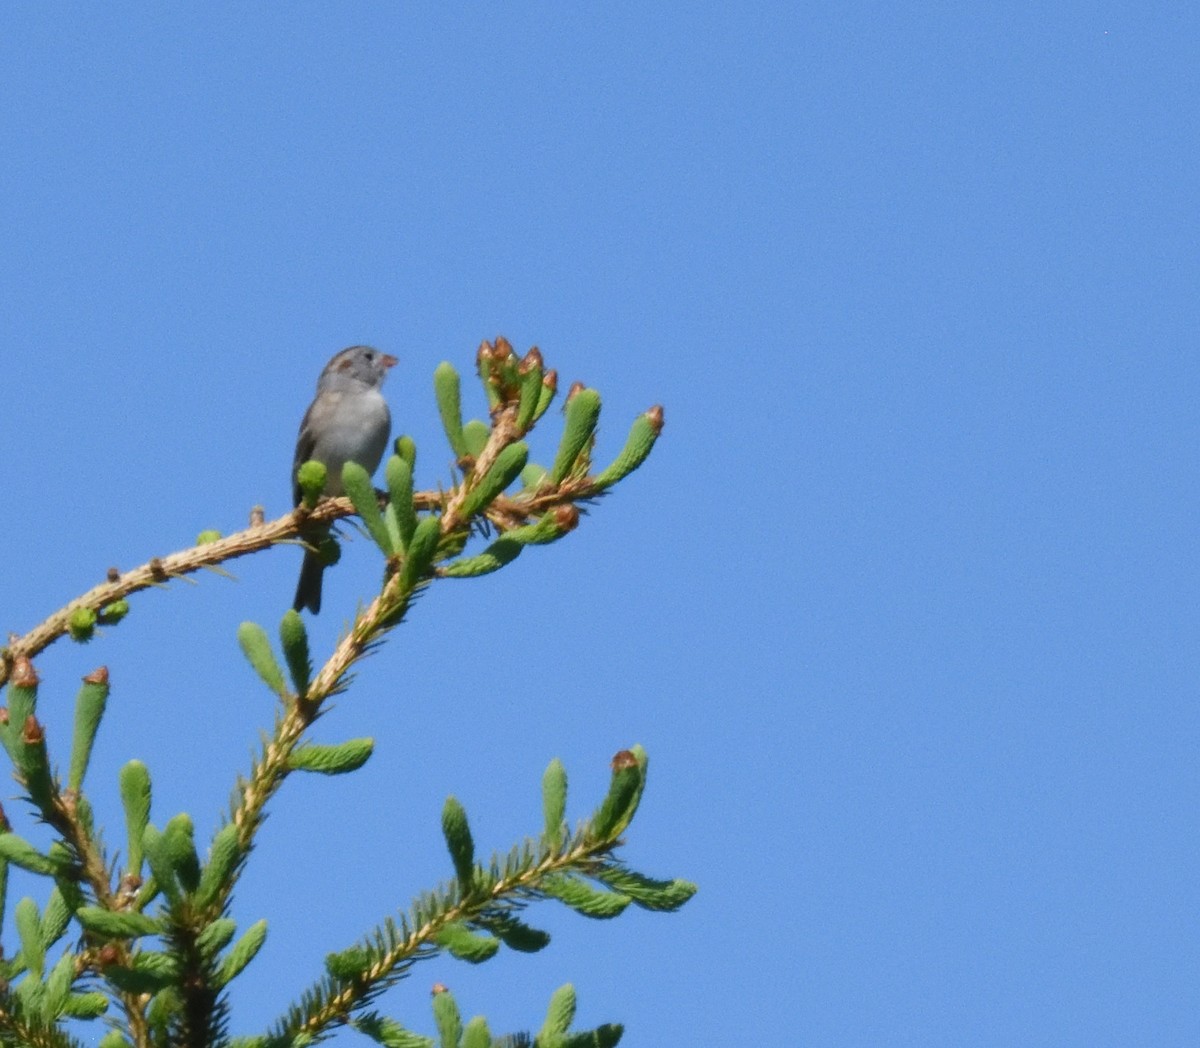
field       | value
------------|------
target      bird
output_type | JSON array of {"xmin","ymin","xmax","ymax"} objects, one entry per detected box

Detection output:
[{"xmin": 292, "ymin": 345, "xmax": 397, "ymax": 613}]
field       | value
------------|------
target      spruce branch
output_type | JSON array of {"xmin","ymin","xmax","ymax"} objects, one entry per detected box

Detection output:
[
  {"xmin": 266, "ymin": 748, "xmax": 693, "ymax": 1044},
  {"xmin": 0, "ymin": 413, "xmax": 656, "ymax": 688},
  {"xmin": 270, "ymin": 809, "xmax": 634, "ymax": 1041},
  {"xmin": 0, "ymin": 994, "xmax": 86, "ymax": 1048},
  {"xmin": 0, "ymin": 343, "xmax": 679, "ymax": 1048}
]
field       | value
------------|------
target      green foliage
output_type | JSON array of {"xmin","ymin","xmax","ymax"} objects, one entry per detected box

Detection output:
[
  {"xmin": 0, "ymin": 834, "xmax": 65, "ymax": 876},
  {"xmin": 442, "ymin": 796, "xmax": 476, "ymax": 889},
  {"xmin": 385, "ymin": 455, "xmax": 417, "ymax": 552},
  {"xmin": 550, "ymin": 388, "xmax": 601, "ymax": 483},
  {"xmin": 194, "ymin": 823, "xmax": 243, "ymax": 909},
  {"xmin": 458, "ymin": 442, "xmax": 529, "ymax": 519},
  {"xmin": 119, "ymin": 759, "xmax": 152, "ymax": 875},
  {"xmin": 441, "ymin": 537, "xmax": 524, "ymax": 578},
  {"xmin": 196, "ymin": 917, "xmax": 238, "ymax": 956},
  {"xmin": 394, "ymin": 433, "xmax": 417, "ymax": 470},
  {"xmin": 539, "ymin": 983, "xmax": 576, "ymax": 1043},
  {"xmin": 68, "ymin": 670, "xmax": 109, "ymax": 792},
  {"xmin": 97, "ymin": 599, "xmax": 130, "ymax": 625},
  {"xmin": 218, "ymin": 920, "xmax": 268, "ymax": 986},
  {"xmin": 237, "ymin": 622, "xmax": 286, "ymax": 696},
  {"xmin": 588, "ymin": 750, "xmax": 643, "ymax": 841},
  {"xmin": 41, "ymin": 887, "xmax": 75, "ymax": 948},
  {"xmin": 515, "ymin": 349, "xmax": 544, "ymax": 434},
  {"xmin": 288, "ymin": 738, "xmax": 374, "ymax": 775},
  {"xmin": 68, "ymin": 606, "xmax": 97, "ymax": 642},
  {"xmin": 16, "ymin": 896, "xmax": 45, "ymax": 976},
  {"xmin": 278, "ymin": 610, "xmax": 312, "ymax": 699},
  {"xmin": 163, "ymin": 812, "xmax": 202, "ymax": 893},
  {"xmin": 593, "ymin": 409, "xmax": 663, "ymax": 491},
  {"xmin": 542, "ymin": 758, "xmax": 567, "ymax": 847},
  {"xmin": 74, "ymin": 906, "xmax": 160, "ymax": 939},
  {"xmin": 0, "ymin": 348, "xmax": 685, "ymax": 1048},
  {"xmin": 295, "ymin": 460, "xmax": 328, "ymax": 507},
  {"xmin": 462, "ymin": 419, "xmax": 490, "ymax": 458},
  {"xmin": 343, "ymin": 460, "xmax": 394, "ymax": 555},
  {"xmin": 435, "ymin": 362, "xmax": 469, "ymax": 460},
  {"xmin": 400, "ymin": 516, "xmax": 441, "ymax": 590},
  {"xmin": 593, "ymin": 867, "xmax": 697, "ymax": 912},
  {"xmin": 353, "ymin": 1012, "xmax": 434, "ymax": 1048},
  {"xmin": 432, "ymin": 989, "xmax": 462, "ymax": 1048},
  {"xmin": 435, "ymin": 922, "xmax": 500, "ymax": 963},
  {"xmin": 461, "ymin": 1016, "xmax": 491, "ymax": 1048},
  {"xmin": 541, "ymin": 875, "xmax": 631, "ymax": 920}
]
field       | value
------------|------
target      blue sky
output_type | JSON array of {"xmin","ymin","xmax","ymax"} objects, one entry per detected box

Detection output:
[{"xmin": 1, "ymin": 5, "xmax": 1197, "ymax": 1046}]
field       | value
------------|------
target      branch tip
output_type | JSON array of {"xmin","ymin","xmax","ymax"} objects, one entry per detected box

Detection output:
[
  {"xmin": 12, "ymin": 656, "xmax": 38, "ymax": 688},
  {"xmin": 23, "ymin": 714, "xmax": 44, "ymax": 744},
  {"xmin": 611, "ymin": 749, "xmax": 638, "ymax": 771}
]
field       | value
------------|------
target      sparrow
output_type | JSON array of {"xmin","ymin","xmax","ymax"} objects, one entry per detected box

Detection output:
[{"xmin": 292, "ymin": 345, "xmax": 397, "ymax": 613}]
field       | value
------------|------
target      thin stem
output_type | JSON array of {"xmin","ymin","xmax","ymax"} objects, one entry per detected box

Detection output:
[
  {"xmin": 283, "ymin": 833, "xmax": 619, "ymax": 1042},
  {"xmin": 0, "ymin": 479, "xmax": 602, "ymax": 688}
]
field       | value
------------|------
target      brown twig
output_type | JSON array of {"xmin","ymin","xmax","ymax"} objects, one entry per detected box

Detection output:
[{"xmin": 0, "ymin": 478, "xmax": 600, "ymax": 690}]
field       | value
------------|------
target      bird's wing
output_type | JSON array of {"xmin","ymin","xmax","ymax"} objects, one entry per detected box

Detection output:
[{"xmin": 292, "ymin": 405, "xmax": 320, "ymax": 506}]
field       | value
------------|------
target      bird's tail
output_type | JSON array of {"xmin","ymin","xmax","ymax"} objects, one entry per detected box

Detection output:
[{"xmin": 293, "ymin": 551, "xmax": 324, "ymax": 614}]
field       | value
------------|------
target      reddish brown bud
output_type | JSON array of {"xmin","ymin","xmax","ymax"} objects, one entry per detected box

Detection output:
[
  {"xmin": 611, "ymin": 749, "xmax": 638, "ymax": 772},
  {"xmin": 0, "ymin": 708, "xmax": 8, "ymax": 726},
  {"xmin": 22, "ymin": 715, "xmax": 44, "ymax": 745},
  {"xmin": 106, "ymin": 566, "xmax": 121, "ymax": 583},
  {"xmin": 646, "ymin": 404, "xmax": 665, "ymax": 435},
  {"xmin": 543, "ymin": 369, "xmax": 558, "ymax": 391},
  {"xmin": 11, "ymin": 657, "xmax": 38, "ymax": 689},
  {"xmin": 0, "ymin": 802, "xmax": 9, "ymax": 832},
  {"xmin": 432, "ymin": 982, "xmax": 449, "ymax": 996},
  {"xmin": 494, "ymin": 335, "xmax": 514, "ymax": 360},
  {"xmin": 521, "ymin": 346, "xmax": 544, "ymax": 372},
  {"xmin": 84, "ymin": 666, "xmax": 109, "ymax": 686},
  {"xmin": 554, "ymin": 505, "xmax": 580, "ymax": 532},
  {"xmin": 250, "ymin": 505, "xmax": 265, "ymax": 527},
  {"xmin": 476, "ymin": 340, "xmax": 493, "ymax": 366},
  {"xmin": 97, "ymin": 943, "xmax": 121, "ymax": 967},
  {"xmin": 149, "ymin": 558, "xmax": 167, "ymax": 581},
  {"xmin": 565, "ymin": 380, "xmax": 585, "ymax": 403}
]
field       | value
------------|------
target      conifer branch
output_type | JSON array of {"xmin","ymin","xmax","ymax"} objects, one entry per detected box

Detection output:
[
  {"xmin": 0, "ymin": 343, "xmax": 679, "ymax": 1047},
  {"xmin": 274, "ymin": 818, "xmax": 629, "ymax": 1040},
  {"xmin": 0, "ymin": 475, "xmax": 630, "ymax": 689},
  {"xmin": 0, "ymin": 999, "xmax": 84, "ymax": 1048}
]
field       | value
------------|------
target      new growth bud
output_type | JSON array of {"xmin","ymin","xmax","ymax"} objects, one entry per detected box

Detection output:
[
  {"xmin": 69, "ymin": 607, "xmax": 97, "ymax": 642},
  {"xmin": 554, "ymin": 505, "xmax": 580, "ymax": 532},
  {"xmin": 296, "ymin": 461, "xmax": 329, "ymax": 509},
  {"xmin": 12, "ymin": 657, "xmax": 38, "ymax": 689},
  {"xmin": 23, "ymin": 715, "xmax": 43, "ymax": 745}
]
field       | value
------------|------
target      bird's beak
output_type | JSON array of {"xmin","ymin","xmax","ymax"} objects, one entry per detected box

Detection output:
[{"xmin": 381, "ymin": 353, "xmax": 399, "ymax": 369}]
